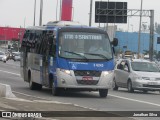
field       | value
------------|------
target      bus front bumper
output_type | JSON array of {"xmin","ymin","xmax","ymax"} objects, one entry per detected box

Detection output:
[{"xmin": 56, "ymin": 69, "xmax": 113, "ymax": 90}]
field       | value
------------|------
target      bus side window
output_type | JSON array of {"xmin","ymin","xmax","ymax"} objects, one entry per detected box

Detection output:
[
  {"xmin": 21, "ymin": 31, "xmax": 29, "ymax": 48},
  {"xmin": 37, "ymin": 32, "xmax": 43, "ymax": 54},
  {"xmin": 35, "ymin": 33, "xmax": 40, "ymax": 53},
  {"xmin": 48, "ymin": 36, "xmax": 56, "ymax": 57},
  {"xmin": 39, "ymin": 31, "xmax": 47, "ymax": 55}
]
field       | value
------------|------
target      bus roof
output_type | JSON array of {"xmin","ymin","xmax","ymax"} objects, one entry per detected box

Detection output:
[{"xmin": 25, "ymin": 21, "xmax": 107, "ymax": 33}]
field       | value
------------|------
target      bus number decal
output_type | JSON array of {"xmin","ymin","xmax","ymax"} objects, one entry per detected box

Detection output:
[{"xmin": 94, "ymin": 64, "xmax": 104, "ymax": 67}]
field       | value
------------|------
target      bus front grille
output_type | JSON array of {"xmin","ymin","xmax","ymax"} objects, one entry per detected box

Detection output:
[
  {"xmin": 74, "ymin": 70, "xmax": 101, "ymax": 77},
  {"xmin": 76, "ymin": 80, "xmax": 99, "ymax": 85}
]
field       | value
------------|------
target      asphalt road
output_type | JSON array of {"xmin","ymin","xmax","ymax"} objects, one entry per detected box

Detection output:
[{"xmin": 0, "ymin": 60, "xmax": 160, "ymax": 120}]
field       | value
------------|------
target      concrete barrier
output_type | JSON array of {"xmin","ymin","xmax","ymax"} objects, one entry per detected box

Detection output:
[{"xmin": 0, "ymin": 83, "xmax": 16, "ymax": 98}]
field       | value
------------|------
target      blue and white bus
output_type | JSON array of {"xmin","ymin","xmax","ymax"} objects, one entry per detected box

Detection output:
[{"xmin": 20, "ymin": 21, "xmax": 118, "ymax": 97}]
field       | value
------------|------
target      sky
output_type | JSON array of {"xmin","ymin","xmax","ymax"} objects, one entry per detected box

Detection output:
[{"xmin": 0, "ymin": 0, "xmax": 159, "ymax": 32}]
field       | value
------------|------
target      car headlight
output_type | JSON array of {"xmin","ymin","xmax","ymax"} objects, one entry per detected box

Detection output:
[
  {"xmin": 134, "ymin": 75, "xmax": 142, "ymax": 80},
  {"xmin": 103, "ymin": 70, "xmax": 114, "ymax": 76},
  {"xmin": 142, "ymin": 77, "xmax": 150, "ymax": 80},
  {"xmin": 60, "ymin": 69, "xmax": 71, "ymax": 76}
]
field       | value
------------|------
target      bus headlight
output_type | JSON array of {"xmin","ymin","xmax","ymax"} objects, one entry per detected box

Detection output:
[
  {"xmin": 60, "ymin": 69, "xmax": 71, "ymax": 76},
  {"xmin": 103, "ymin": 70, "xmax": 114, "ymax": 76}
]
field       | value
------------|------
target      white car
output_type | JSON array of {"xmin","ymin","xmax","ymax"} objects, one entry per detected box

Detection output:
[
  {"xmin": 113, "ymin": 59, "xmax": 160, "ymax": 93},
  {"xmin": 12, "ymin": 52, "xmax": 20, "ymax": 61},
  {"xmin": 0, "ymin": 51, "xmax": 7, "ymax": 63}
]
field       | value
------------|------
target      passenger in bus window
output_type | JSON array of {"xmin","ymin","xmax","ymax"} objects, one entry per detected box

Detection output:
[{"xmin": 89, "ymin": 40, "xmax": 103, "ymax": 53}]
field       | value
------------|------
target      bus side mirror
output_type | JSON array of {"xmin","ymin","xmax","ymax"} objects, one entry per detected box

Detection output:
[{"xmin": 112, "ymin": 38, "xmax": 118, "ymax": 47}]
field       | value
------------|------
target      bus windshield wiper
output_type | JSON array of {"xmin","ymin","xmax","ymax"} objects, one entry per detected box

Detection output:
[
  {"xmin": 64, "ymin": 51, "xmax": 88, "ymax": 61},
  {"xmin": 84, "ymin": 53, "xmax": 110, "ymax": 60}
]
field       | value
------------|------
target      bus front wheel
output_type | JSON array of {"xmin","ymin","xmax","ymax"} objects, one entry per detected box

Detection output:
[
  {"xmin": 52, "ymin": 83, "xmax": 61, "ymax": 96},
  {"xmin": 99, "ymin": 89, "xmax": 108, "ymax": 98}
]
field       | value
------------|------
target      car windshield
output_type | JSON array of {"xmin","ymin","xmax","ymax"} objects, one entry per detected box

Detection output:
[
  {"xmin": 59, "ymin": 32, "xmax": 112, "ymax": 61},
  {"xmin": 13, "ymin": 52, "xmax": 20, "ymax": 56},
  {"xmin": 131, "ymin": 62, "xmax": 160, "ymax": 72}
]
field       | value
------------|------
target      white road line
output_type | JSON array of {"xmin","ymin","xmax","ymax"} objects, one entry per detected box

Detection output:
[
  {"xmin": 0, "ymin": 69, "xmax": 20, "ymax": 76},
  {"xmin": 109, "ymin": 94, "xmax": 160, "ymax": 107},
  {"xmin": 13, "ymin": 91, "xmax": 97, "ymax": 111},
  {"xmin": 12, "ymin": 91, "xmax": 49, "ymax": 100}
]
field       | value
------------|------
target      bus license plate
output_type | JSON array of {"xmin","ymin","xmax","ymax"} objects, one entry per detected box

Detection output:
[{"xmin": 82, "ymin": 76, "xmax": 93, "ymax": 80}]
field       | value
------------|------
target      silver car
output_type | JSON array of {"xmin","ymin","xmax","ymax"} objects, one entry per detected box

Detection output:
[
  {"xmin": 113, "ymin": 59, "xmax": 160, "ymax": 93},
  {"xmin": 0, "ymin": 51, "xmax": 7, "ymax": 63},
  {"xmin": 12, "ymin": 52, "xmax": 20, "ymax": 61}
]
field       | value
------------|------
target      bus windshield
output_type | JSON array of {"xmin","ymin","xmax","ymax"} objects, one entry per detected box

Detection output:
[{"xmin": 59, "ymin": 32, "xmax": 112, "ymax": 60}]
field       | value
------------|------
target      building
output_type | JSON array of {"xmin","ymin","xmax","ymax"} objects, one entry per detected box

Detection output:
[
  {"xmin": 115, "ymin": 31, "xmax": 160, "ymax": 54},
  {"xmin": 0, "ymin": 27, "xmax": 25, "ymax": 51}
]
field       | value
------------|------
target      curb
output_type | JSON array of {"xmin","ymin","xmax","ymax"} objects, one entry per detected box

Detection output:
[{"xmin": 0, "ymin": 83, "xmax": 16, "ymax": 98}]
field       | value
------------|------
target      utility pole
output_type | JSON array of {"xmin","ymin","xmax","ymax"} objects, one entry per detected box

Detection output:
[
  {"xmin": 138, "ymin": 0, "xmax": 143, "ymax": 58},
  {"xmin": 89, "ymin": 0, "xmax": 93, "ymax": 26},
  {"xmin": 39, "ymin": 0, "xmax": 43, "ymax": 26},
  {"xmin": 56, "ymin": 0, "xmax": 58, "ymax": 21},
  {"xmin": 33, "ymin": 0, "xmax": 36, "ymax": 26},
  {"xmin": 149, "ymin": 10, "xmax": 154, "ymax": 61},
  {"xmin": 59, "ymin": 0, "xmax": 62, "ymax": 20}
]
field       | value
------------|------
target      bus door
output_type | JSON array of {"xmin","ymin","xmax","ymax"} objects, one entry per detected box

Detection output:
[
  {"xmin": 21, "ymin": 30, "xmax": 30, "ymax": 82},
  {"xmin": 41, "ymin": 33, "xmax": 55, "ymax": 87},
  {"xmin": 42, "ymin": 55, "xmax": 49, "ymax": 86},
  {"xmin": 22, "ymin": 48, "xmax": 28, "ymax": 82},
  {"xmin": 40, "ymin": 32, "xmax": 50, "ymax": 86}
]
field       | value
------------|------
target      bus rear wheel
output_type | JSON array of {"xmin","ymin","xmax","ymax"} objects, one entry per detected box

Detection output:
[
  {"xmin": 29, "ymin": 79, "xmax": 36, "ymax": 90},
  {"xmin": 29, "ymin": 80, "xmax": 42, "ymax": 90},
  {"xmin": 29, "ymin": 72, "xmax": 42, "ymax": 90},
  {"xmin": 99, "ymin": 89, "xmax": 108, "ymax": 98}
]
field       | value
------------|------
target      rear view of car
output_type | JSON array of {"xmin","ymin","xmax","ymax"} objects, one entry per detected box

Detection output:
[
  {"xmin": 113, "ymin": 59, "xmax": 160, "ymax": 93},
  {"xmin": 12, "ymin": 52, "xmax": 21, "ymax": 61},
  {"xmin": 0, "ymin": 51, "xmax": 7, "ymax": 63}
]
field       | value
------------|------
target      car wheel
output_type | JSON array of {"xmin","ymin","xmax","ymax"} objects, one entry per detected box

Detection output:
[
  {"xmin": 99, "ymin": 89, "xmax": 108, "ymax": 98},
  {"xmin": 127, "ymin": 80, "xmax": 134, "ymax": 93},
  {"xmin": 112, "ymin": 78, "xmax": 118, "ymax": 90}
]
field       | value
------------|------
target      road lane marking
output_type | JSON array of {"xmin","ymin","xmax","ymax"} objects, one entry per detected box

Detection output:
[
  {"xmin": 13, "ymin": 91, "xmax": 97, "ymax": 111},
  {"xmin": 0, "ymin": 69, "xmax": 20, "ymax": 76},
  {"xmin": 109, "ymin": 94, "xmax": 160, "ymax": 107}
]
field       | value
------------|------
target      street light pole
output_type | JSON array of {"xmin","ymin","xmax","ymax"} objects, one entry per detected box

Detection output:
[
  {"xmin": 33, "ymin": 0, "xmax": 36, "ymax": 26},
  {"xmin": 39, "ymin": 0, "xmax": 43, "ymax": 26},
  {"xmin": 89, "ymin": 0, "xmax": 93, "ymax": 26},
  {"xmin": 56, "ymin": 0, "xmax": 58, "ymax": 21},
  {"xmin": 59, "ymin": 0, "xmax": 62, "ymax": 20},
  {"xmin": 72, "ymin": 7, "xmax": 74, "ymax": 21},
  {"xmin": 138, "ymin": 0, "xmax": 143, "ymax": 58},
  {"xmin": 149, "ymin": 10, "xmax": 154, "ymax": 61},
  {"xmin": 4, "ymin": 29, "xmax": 7, "ymax": 51}
]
